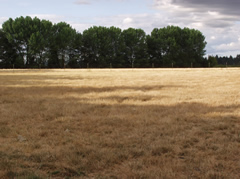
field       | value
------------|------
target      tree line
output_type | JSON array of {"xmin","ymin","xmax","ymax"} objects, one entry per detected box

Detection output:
[
  {"xmin": 0, "ymin": 16, "xmax": 208, "ymax": 68},
  {"xmin": 215, "ymin": 55, "xmax": 240, "ymax": 67}
]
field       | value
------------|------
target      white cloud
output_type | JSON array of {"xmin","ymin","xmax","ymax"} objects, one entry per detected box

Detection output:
[
  {"xmin": 89, "ymin": 13, "xmax": 165, "ymax": 33},
  {"xmin": 69, "ymin": 22, "xmax": 94, "ymax": 32},
  {"xmin": 123, "ymin": 17, "xmax": 133, "ymax": 24},
  {"xmin": 74, "ymin": 0, "xmax": 91, "ymax": 5},
  {"xmin": 204, "ymin": 24, "xmax": 240, "ymax": 56},
  {"xmin": 211, "ymin": 36, "xmax": 216, "ymax": 40},
  {"xmin": 218, "ymin": 33, "xmax": 240, "ymax": 50},
  {"xmin": 29, "ymin": 14, "xmax": 65, "ymax": 23}
]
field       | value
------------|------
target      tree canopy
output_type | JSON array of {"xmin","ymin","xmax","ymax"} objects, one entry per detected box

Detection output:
[{"xmin": 0, "ymin": 16, "xmax": 208, "ymax": 68}]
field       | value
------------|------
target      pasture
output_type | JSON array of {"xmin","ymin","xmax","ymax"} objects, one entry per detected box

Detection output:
[{"xmin": 0, "ymin": 68, "xmax": 240, "ymax": 178}]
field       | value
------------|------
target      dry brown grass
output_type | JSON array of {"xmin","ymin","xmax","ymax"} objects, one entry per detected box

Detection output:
[{"xmin": 0, "ymin": 68, "xmax": 240, "ymax": 178}]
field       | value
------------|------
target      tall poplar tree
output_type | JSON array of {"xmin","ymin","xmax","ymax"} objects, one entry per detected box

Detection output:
[
  {"xmin": 48, "ymin": 22, "xmax": 76, "ymax": 68},
  {"xmin": 121, "ymin": 28, "xmax": 147, "ymax": 67}
]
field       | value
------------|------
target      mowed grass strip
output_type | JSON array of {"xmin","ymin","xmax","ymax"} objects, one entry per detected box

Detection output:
[{"xmin": 0, "ymin": 69, "xmax": 240, "ymax": 178}]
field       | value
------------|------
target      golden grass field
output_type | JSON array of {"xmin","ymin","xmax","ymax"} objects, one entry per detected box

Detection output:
[{"xmin": 0, "ymin": 68, "xmax": 240, "ymax": 178}]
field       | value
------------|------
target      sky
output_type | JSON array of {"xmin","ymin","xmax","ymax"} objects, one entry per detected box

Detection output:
[{"xmin": 0, "ymin": 0, "xmax": 240, "ymax": 57}]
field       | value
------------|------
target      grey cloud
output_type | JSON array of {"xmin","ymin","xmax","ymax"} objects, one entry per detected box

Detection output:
[
  {"xmin": 170, "ymin": 0, "xmax": 240, "ymax": 16},
  {"xmin": 154, "ymin": 0, "xmax": 240, "ymax": 29},
  {"xmin": 153, "ymin": 0, "xmax": 240, "ymax": 56},
  {"xmin": 205, "ymin": 19, "xmax": 234, "ymax": 28}
]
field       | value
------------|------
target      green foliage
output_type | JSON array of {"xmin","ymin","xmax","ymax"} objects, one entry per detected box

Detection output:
[
  {"xmin": 1, "ymin": 16, "xmax": 208, "ymax": 68},
  {"xmin": 81, "ymin": 26, "xmax": 124, "ymax": 68},
  {"xmin": 147, "ymin": 26, "xmax": 207, "ymax": 67},
  {"xmin": 122, "ymin": 28, "xmax": 147, "ymax": 67},
  {"xmin": 0, "ymin": 29, "xmax": 19, "ymax": 68},
  {"xmin": 208, "ymin": 56, "xmax": 218, "ymax": 67},
  {"xmin": 215, "ymin": 55, "xmax": 240, "ymax": 67},
  {"xmin": 48, "ymin": 22, "xmax": 77, "ymax": 68},
  {"xmin": 2, "ymin": 16, "xmax": 39, "ymax": 67},
  {"xmin": 28, "ymin": 19, "xmax": 53, "ymax": 67},
  {"xmin": 68, "ymin": 32, "xmax": 82, "ymax": 68}
]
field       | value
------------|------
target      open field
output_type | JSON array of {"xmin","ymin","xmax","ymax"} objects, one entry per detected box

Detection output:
[{"xmin": 0, "ymin": 68, "xmax": 240, "ymax": 178}]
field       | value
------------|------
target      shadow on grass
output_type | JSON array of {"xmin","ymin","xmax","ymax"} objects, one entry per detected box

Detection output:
[
  {"xmin": 0, "ymin": 84, "xmax": 183, "ymax": 94},
  {"xmin": 0, "ymin": 85, "xmax": 240, "ymax": 178}
]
